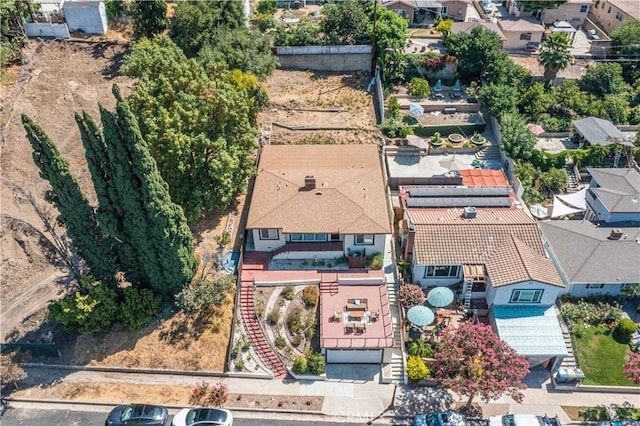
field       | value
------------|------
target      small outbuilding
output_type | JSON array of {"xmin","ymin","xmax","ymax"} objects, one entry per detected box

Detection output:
[
  {"xmin": 62, "ymin": 0, "xmax": 108, "ymax": 34},
  {"xmin": 571, "ymin": 117, "xmax": 633, "ymax": 147}
]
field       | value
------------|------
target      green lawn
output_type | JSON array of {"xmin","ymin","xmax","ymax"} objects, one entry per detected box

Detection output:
[
  {"xmin": 563, "ymin": 406, "xmax": 640, "ymax": 421},
  {"xmin": 572, "ymin": 325, "xmax": 634, "ymax": 386}
]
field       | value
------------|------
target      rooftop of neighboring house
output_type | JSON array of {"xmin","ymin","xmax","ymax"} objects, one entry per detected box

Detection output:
[
  {"xmin": 407, "ymin": 208, "xmax": 564, "ymax": 287},
  {"xmin": 450, "ymin": 21, "xmax": 507, "ymax": 41},
  {"xmin": 459, "ymin": 169, "xmax": 509, "ymax": 187},
  {"xmin": 498, "ymin": 18, "xmax": 545, "ymax": 33},
  {"xmin": 606, "ymin": 0, "xmax": 640, "ymax": 18},
  {"xmin": 588, "ymin": 168, "xmax": 640, "ymax": 214},
  {"xmin": 573, "ymin": 117, "xmax": 633, "ymax": 147},
  {"xmin": 246, "ymin": 144, "xmax": 391, "ymax": 234},
  {"xmin": 539, "ymin": 220, "xmax": 640, "ymax": 283}
]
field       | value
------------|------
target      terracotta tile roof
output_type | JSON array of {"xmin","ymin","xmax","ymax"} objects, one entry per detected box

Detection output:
[
  {"xmin": 459, "ymin": 169, "xmax": 509, "ymax": 187},
  {"xmin": 247, "ymin": 145, "xmax": 391, "ymax": 234},
  {"xmin": 486, "ymin": 236, "xmax": 564, "ymax": 287},
  {"xmin": 409, "ymin": 209, "xmax": 561, "ymax": 286}
]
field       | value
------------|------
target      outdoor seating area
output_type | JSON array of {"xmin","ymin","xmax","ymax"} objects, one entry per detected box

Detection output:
[{"xmin": 328, "ymin": 297, "xmax": 385, "ymax": 335}]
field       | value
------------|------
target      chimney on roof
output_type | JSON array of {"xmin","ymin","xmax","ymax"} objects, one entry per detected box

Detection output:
[
  {"xmin": 304, "ymin": 175, "xmax": 316, "ymax": 190},
  {"xmin": 609, "ymin": 229, "xmax": 624, "ymax": 240},
  {"xmin": 462, "ymin": 206, "xmax": 477, "ymax": 219}
]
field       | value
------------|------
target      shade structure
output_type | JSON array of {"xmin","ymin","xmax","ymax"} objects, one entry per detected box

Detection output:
[
  {"xmin": 439, "ymin": 155, "xmax": 467, "ymax": 171},
  {"xmin": 433, "ymin": 79, "xmax": 443, "ymax": 92},
  {"xmin": 409, "ymin": 103, "xmax": 424, "ymax": 117},
  {"xmin": 453, "ymin": 79, "xmax": 461, "ymax": 91},
  {"xmin": 551, "ymin": 195, "xmax": 584, "ymax": 218},
  {"xmin": 529, "ymin": 203, "xmax": 549, "ymax": 219},
  {"xmin": 427, "ymin": 286, "xmax": 455, "ymax": 307},
  {"xmin": 527, "ymin": 123, "xmax": 545, "ymax": 136},
  {"xmin": 407, "ymin": 305, "xmax": 435, "ymax": 327}
]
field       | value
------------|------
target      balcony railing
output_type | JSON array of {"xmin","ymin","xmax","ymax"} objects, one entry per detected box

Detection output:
[{"xmin": 272, "ymin": 241, "xmax": 344, "ymax": 257}]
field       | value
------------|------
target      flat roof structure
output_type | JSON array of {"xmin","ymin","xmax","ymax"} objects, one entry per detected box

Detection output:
[{"xmin": 493, "ymin": 306, "xmax": 568, "ymax": 357}]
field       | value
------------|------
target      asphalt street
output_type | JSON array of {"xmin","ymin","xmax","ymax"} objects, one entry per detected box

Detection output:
[{"xmin": 1, "ymin": 408, "xmax": 370, "ymax": 426}]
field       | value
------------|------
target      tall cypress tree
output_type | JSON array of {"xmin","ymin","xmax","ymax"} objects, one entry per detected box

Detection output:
[
  {"xmin": 111, "ymin": 85, "xmax": 196, "ymax": 296},
  {"xmin": 22, "ymin": 115, "xmax": 119, "ymax": 283}
]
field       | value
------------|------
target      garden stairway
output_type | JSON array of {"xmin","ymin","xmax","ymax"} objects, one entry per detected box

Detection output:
[
  {"xmin": 382, "ymin": 250, "xmax": 405, "ymax": 384},
  {"xmin": 239, "ymin": 279, "xmax": 288, "ymax": 379},
  {"xmin": 555, "ymin": 306, "xmax": 578, "ymax": 370},
  {"xmin": 320, "ymin": 274, "xmax": 339, "ymax": 295},
  {"xmin": 475, "ymin": 143, "xmax": 501, "ymax": 163},
  {"xmin": 564, "ymin": 163, "xmax": 580, "ymax": 193}
]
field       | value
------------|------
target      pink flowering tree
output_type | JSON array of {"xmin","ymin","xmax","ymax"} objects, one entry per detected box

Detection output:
[
  {"xmin": 432, "ymin": 322, "xmax": 530, "ymax": 409},
  {"xmin": 399, "ymin": 284, "xmax": 426, "ymax": 309},
  {"xmin": 623, "ymin": 351, "xmax": 640, "ymax": 384}
]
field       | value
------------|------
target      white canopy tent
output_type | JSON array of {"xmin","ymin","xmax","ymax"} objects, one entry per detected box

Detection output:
[
  {"xmin": 551, "ymin": 195, "xmax": 585, "ymax": 218},
  {"xmin": 555, "ymin": 188, "xmax": 587, "ymax": 211}
]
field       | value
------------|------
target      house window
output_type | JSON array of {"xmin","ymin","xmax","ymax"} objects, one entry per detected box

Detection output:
[
  {"xmin": 580, "ymin": 5, "xmax": 589, "ymax": 13},
  {"xmin": 424, "ymin": 265, "xmax": 460, "ymax": 278},
  {"xmin": 292, "ymin": 233, "xmax": 327, "ymax": 242},
  {"xmin": 510, "ymin": 289, "xmax": 543, "ymax": 303},
  {"xmin": 586, "ymin": 283, "xmax": 605, "ymax": 289},
  {"xmin": 520, "ymin": 32, "xmax": 532, "ymax": 40},
  {"xmin": 330, "ymin": 234, "xmax": 341, "ymax": 242},
  {"xmin": 441, "ymin": 7, "xmax": 447, "ymax": 15},
  {"xmin": 259, "ymin": 228, "xmax": 279, "ymax": 240},
  {"xmin": 615, "ymin": 12, "xmax": 622, "ymax": 20},
  {"xmin": 608, "ymin": 6, "xmax": 611, "ymax": 13},
  {"xmin": 458, "ymin": 8, "xmax": 463, "ymax": 15},
  {"xmin": 355, "ymin": 234, "xmax": 374, "ymax": 245},
  {"xmin": 620, "ymin": 283, "xmax": 636, "ymax": 291}
]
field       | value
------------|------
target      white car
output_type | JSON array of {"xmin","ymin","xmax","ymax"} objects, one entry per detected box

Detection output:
[
  {"xmin": 488, "ymin": 414, "xmax": 561, "ymax": 426},
  {"xmin": 172, "ymin": 408, "xmax": 233, "ymax": 426}
]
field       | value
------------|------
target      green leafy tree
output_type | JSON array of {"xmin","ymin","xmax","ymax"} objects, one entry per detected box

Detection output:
[
  {"xmin": 130, "ymin": 0, "xmax": 167, "ymax": 39},
  {"xmin": 370, "ymin": 6, "xmax": 408, "ymax": 55},
  {"xmin": 483, "ymin": 51, "xmax": 531, "ymax": 88},
  {"xmin": 610, "ymin": 18, "xmax": 640, "ymax": 83},
  {"xmin": 322, "ymin": 0, "xmax": 368, "ymax": 45},
  {"xmin": 118, "ymin": 286, "xmax": 162, "ymax": 330},
  {"xmin": 581, "ymin": 63, "xmax": 629, "ymax": 97},
  {"xmin": 520, "ymin": 82, "xmax": 553, "ymax": 121},
  {"xmin": 553, "ymin": 79, "xmax": 591, "ymax": 116},
  {"xmin": 479, "ymin": 84, "xmax": 519, "ymax": 118},
  {"xmin": 121, "ymin": 36, "xmax": 259, "ymax": 223},
  {"xmin": 197, "ymin": 28, "xmax": 277, "ymax": 80},
  {"xmin": 603, "ymin": 94, "xmax": 630, "ymax": 124},
  {"xmin": 275, "ymin": 18, "xmax": 322, "ymax": 46},
  {"xmin": 170, "ymin": 0, "xmax": 245, "ymax": 57},
  {"xmin": 307, "ymin": 352, "xmax": 326, "ymax": 375},
  {"xmin": 256, "ymin": 0, "xmax": 277, "ymax": 15},
  {"xmin": 539, "ymin": 31, "xmax": 573, "ymax": 82},
  {"xmin": 444, "ymin": 26, "xmax": 502, "ymax": 77},
  {"xmin": 1, "ymin": 0, "xmax": 36, "ymax": 71},
  {"xmin": 519, "ymin": 0, "xmax": 567, "ymax": 12},
  {"xmin": 435, "ymin": 18, "xmax": 453, "ymax": 37},
  {"xmin": 22, "ymin": 115, "xmax": 120, "ymax": 283},
  {"xmin": 407, "ymin": 77, "xmax": 430, "ymax": 98},
  {"xmin": 539, "ymin": 168, "xmax": 568, "ymax": 192},
  {"xmin": 387, "ymin": 95, "xmax": 400, "ymax": 119},
  {"xmin": 499, "ymin": 112, "xmax": 537, "ymax": 160},
  {"xmin": 48, "ymin": 277, "xmax": 119, "ymax": 333}
]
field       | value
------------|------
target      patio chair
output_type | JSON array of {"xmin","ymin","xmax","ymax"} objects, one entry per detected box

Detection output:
[
  {"xmin": 332, "ymin": 311, "xmax": 343, "ymax": 322},
  {"xmin": 370, "ymin": 310, "xmax": 380, "ymax": 322}
]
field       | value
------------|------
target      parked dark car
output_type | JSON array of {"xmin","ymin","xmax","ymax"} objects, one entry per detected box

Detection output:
[
  {"xmin": 415, "ymin": 411, "xmax": 468, "ymax": 426},
  {"xmin": 105, "ymin": 404, "xmax": 168, "ymax": 426}
]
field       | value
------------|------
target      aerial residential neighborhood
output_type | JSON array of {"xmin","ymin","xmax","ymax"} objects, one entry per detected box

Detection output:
[{"xmin": 1, "ymin": 0, "xmax": 639, "ymax": 425}]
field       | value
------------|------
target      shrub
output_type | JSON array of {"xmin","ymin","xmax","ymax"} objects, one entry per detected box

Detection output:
[
  {"xmin": 407, "ymin": 339, "xmax": 434, "ymax": 358},
  {"xmin": 267, "ymin": 309, "xmax": 280, "ymax": 325},
  {"xmin": 287, "ymin": 306, "xmax": 303, "ymax": 334},
  {"xmin": 235, "ymin": 359, "xmax": 245, "ymax": 370},
  {"xmin": 399, "ymin": 126, "xmax": 414, "ymax": 138},
  {"xmin": 398, "ymin": 284, "xmax": 426, "ymax": 309},
  {"xmin": 302, "ymin": 285, "xmax": 319, "ymax": 307},
  {"xmin": 274, "ymin": 336, "xmax": 287, "ymax": 349},
  {"xmin": 206, "ymin": 382, "xmax": 229, "ymax": 408},
  {"xmin": 366, "ymin": 252, "xmax": 384, "ymax": 270},
  {"xmin": 560, "ymin": 300, "xmax": 623, "ymax": 326},
  {"xmin": 290, "ymin": 334, "xmax": 303, "ymax": 346},
  {"xmin": 176, "ymin": 275, "xmax": 235, "ymax": 314},
  {"xmin": 617, "ymin": 318, "xmax": 637, "ymax": 340},
  {"xmin": 292, "ymin": 355, "xmax": 308, "ymax": 374},
  {"xmin": 118, "ymin": 287, "xmax": 162, "ymax": 330},
  {"xmin": 407, "ymin": 355, "xmax": 429, "ymax": 383},
  {"xmin": 307, "ymin": 352, "xmax": 325, "ymax": 375},
  {"xmin": 281, "ymin": 286, "xmax": 296, "ymax": 301},
  {"xmin": 387, "ymin": 96, "xmax": 400, "ymax": 119},
  {"xmin": 407, "ymin": 77, "xmax": 430, "ymax": 99},
  {"xmin": 48, "ymin": 276, "xmax": 118, "ymax": 333}
]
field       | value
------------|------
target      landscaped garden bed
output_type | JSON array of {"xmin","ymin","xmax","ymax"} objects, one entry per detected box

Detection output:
[{"xmin": 560, "ymin": 298, "xmax": 639, "ymax": 387}]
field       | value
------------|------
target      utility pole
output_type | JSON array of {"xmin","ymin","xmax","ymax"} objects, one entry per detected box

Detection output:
[{"xmin": 371, "ymin": 0, "xmax": 378, "ymax": 76}]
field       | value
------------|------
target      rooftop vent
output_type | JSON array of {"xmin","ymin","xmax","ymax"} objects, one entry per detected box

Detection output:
[
  {"xmin": 462, "ymin": 206, "xmax": 477, "ymax": 219},
  {"xmin": 304, "ymin": 175, "xmax": 316, "ymax": 190},
  {"xmin": 609, "ymin": 229, "xmax": 624, "ymax": 240}
]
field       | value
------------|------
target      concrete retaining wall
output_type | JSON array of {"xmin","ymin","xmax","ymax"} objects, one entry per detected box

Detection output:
[
  {"xmin": 25, "ymin": 22, "xmax": 70, "ymax": 38},
  {"xmin": 275, "ymin": 45, "xmax": 372, "ymax": 72}
]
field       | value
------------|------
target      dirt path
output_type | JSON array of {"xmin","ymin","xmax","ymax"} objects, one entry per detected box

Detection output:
[{"xmin": 1, "ymin": 271, "xmax": 66, "ymax": 340}]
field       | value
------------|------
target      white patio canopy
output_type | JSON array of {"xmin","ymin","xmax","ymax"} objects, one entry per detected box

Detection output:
[
  {"xmin": 555, "ymin": 188, "xmax": 587, "ymax": 211},
  {"xmin": 551, "ymin": 195, "xmax": 585, "ymax": 218}
]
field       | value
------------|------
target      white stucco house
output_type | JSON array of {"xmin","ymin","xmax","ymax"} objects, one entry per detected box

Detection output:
[{"xmin": 245, "ymin": 144, "xmax": 392, "ymax": 265}]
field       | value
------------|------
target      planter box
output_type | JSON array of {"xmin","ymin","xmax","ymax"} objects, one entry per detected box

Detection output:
[{"xmin": 429, "ymin": 146, "xmax": 480, "ymax": 155}]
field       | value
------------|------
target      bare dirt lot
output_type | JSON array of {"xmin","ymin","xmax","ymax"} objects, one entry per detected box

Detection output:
[{"xmin": 261, "ymin": 70, "xmax": 381, "ymax": 145}]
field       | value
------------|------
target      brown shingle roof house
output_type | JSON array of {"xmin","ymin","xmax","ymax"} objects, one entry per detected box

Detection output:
[{"xmin": 246, "ymin": 144, "xmax": 391, "ymax": 257}]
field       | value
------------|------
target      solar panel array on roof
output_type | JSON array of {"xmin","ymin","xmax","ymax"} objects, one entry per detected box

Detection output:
[
  {"xmin": 408, "ymin": 187, "xmax": 510, "ymax": 197},
  {"xmin": 406, "ymin": 197, "xmax": 511, "ymax": 207}
]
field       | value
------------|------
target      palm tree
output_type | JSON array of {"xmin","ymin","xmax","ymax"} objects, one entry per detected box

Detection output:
[{"xmin": 539, "ymin": 32, "xmax": 573, "ymax": 82}]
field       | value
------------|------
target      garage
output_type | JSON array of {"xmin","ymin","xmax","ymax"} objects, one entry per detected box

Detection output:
[{"xmin": 326, "ymin": 349, "xmax": 382, "ymax": 364}]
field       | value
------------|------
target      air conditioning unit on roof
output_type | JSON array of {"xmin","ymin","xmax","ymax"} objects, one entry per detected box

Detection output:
[{"xmin": 463, "ymin": 206, "xmax": 477, "ymax": 218}]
